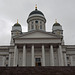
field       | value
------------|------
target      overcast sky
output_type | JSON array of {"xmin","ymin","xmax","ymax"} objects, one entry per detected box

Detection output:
[{"xmin": 0, "ymin": 0, "xmax": 75, "ymax": 45}]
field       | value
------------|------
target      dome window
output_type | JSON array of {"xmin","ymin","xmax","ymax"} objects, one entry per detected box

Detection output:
[
  {"xmin": 6, "ymin": 57, "xmax": 9, "ymax": 60},
  {"xmin": 40, "ymin": 22, "xmax": 42, "ymax": 24},
  {"xmin": 32, "ymin": 22, "xmax": 33, "ymax": 24},
  {"xmin": 40, "ymin": 25, "xmax": 42, "ymax": 29},
  {"xmin": 35, "ymin": 21, "xmax": 38, "ymax": 23},
  {"xmin": 31, "ymin": 25, "xmax": 34, "ymax": 29}
]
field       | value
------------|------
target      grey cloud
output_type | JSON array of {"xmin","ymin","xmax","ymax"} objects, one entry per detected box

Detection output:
[{"xmin": 0, "ymin": 0, "xmax": 75, "ymax": 45}]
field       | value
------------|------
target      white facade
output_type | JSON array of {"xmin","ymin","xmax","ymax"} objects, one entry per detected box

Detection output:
[{"xmin": 0, "ymin": 7, "xmax": 75, "ymax": 67}]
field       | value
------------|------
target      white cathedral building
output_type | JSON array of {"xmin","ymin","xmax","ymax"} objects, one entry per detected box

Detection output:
[{"xmin": 0, "ymin": 6, "xmax": 75, "ymax": 67}]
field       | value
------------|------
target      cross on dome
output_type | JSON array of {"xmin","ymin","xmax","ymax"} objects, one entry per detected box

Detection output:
[{"xmin": 35, "ymin": 4, "xmax": 37, "ymax": 9}]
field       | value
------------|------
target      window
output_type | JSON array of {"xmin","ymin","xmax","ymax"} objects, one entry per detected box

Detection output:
[
  {"xmin": 35, "ymin": 21, "xmax": 38, "ymax": 23},
  {"xmin": 36, "ymin": 58, "xmax": 41, "ymax": 62},
  {"xmin": 40, "ymin": 25, "xmax": 42, "ymax": 29},
  {"xmin": 40, "ymin": 22, "xmax": 42, "ymax": 24},
  {"xmin": 31, "ymin": 25, "xmax": 34, "ymax": 29},
  {"xmin": 67, "ymin": 64, "xmax": 70, "ymax": 66},
  {"xmin": 32, "ymin": 22, "xmax": 33, "ymax": 24},
  {"xmin": 35, "ymin": 58, "xmax": 41, "ymax": 66},
  {"xmin": 6, "ymin": 57, "xmax": 9, "ymax": 60},
  {"xmin": 67, "ymin": 57, "xmax": 69, "ymax": 60}
]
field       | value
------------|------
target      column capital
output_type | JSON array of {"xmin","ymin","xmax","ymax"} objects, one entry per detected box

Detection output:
[{"xmin": 50, "ymin": 44, "xmax": 53, "ymax": 47}]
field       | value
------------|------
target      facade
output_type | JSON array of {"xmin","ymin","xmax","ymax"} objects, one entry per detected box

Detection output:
[{"xmin": 0, "ymin": 6, "xmax": 75, "ymax": 67}]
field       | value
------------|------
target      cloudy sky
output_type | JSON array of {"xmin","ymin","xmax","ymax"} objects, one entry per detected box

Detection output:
[{"xmin": 0, "ymin": 0, "xmax": 75, "ymax": 45}]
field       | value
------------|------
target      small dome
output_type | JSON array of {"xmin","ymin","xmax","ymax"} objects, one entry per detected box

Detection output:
[
  {"xmin": 12, "ymin": 22, "xmax": 22, "ymax": 32},
  {"xmin": 52, "ymin": 21, "xmax": 62, "ymax": 31},
  {"xmin": 29, "ymin": 9, "xmax": 44, "ymax": 16},
  {"xmin": 14, "ymin": 23, "xmax": 21, "ymax": 26},
  {"xmin": 53, "ymin": 22, "xmax": 61, "ymax": 26}
]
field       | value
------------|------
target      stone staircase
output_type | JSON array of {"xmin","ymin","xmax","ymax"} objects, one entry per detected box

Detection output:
[{"xmin": 0, "ymin": 67, "xmax": 75, "ymax": 75}]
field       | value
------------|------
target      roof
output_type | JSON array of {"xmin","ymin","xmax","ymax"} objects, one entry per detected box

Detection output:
[
  {"xmin": 29, "ymin": 9, "xmax": 44, "ymax": 16},
  {"xmin": 0, "ymin": 67, "xmax": 75, "ymax": 75},
  {"xmin": 14, "ymin": 23, "xmax": 21, "ymax": 27},
  {"xmin": 13, "ymin": 30, "xmax": 63, "ymax": 39},
  {"xmin": 53, "ymin": 22, "xmax": 61, "ymax": 26}
]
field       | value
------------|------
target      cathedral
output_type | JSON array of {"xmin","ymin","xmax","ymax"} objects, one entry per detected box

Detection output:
[{"xmin": 0, "ymin": 6, "xmax": 75, "ymax": 67}]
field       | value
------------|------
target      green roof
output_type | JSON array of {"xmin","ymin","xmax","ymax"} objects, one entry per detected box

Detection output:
[
  {"xmin": 29, "ymin": 9, "xmax": 44, "ymax": 16},
  {"xmin": 14, "ymin": 23, "xmax": 21, "ymax": 26},
  {"xmin": 53, "ymin": 23, "xmax": 61, "ymax": 26}
]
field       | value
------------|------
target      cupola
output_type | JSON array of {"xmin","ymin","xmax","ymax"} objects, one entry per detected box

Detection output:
[
  {"xmin": 27, "ymin": 5, "xmax": 46, "ymax": 31},
  {"xmin": 11, "ymin": 20, "xmax": 22, "ymax": 36},
  {"xmin": 52, "ymin": 20, "xmax": 63, "ymax": 35}
]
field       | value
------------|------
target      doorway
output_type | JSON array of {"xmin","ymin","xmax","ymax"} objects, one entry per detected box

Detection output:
[{"xmin": 35, "ymin": 58, "xmax": 41, "ymax": 66}]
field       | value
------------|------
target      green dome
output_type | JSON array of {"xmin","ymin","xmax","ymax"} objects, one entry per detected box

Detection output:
[
  {"xmin": 29, "ymin": 9, "xmax": 44, "ymax": 16},
  {"xmin": 14, "ymin": 23, "xmax": 21, "ymax": 26},
  {"xmin": 53, "ymin": 22, "xmax": 61, "ymax": 26}
]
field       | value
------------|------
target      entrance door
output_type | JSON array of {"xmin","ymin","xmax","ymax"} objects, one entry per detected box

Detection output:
[{"xmin": 35, "ymin": 58, "xmax": 41, "ymax": 66}]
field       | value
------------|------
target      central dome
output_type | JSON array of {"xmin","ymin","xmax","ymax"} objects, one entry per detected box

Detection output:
[
  {"xmin": 27, "ymin": 6, "xmax": 46, "ymax": 32},
  {"xmin": 29, "ymin": 9, "xmax": 44, "ymax": 16}
]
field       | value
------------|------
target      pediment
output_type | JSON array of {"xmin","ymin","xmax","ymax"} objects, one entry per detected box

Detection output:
[{"xmin": 15, "ymin": 31, "xmax": 61, "ymax": 39}]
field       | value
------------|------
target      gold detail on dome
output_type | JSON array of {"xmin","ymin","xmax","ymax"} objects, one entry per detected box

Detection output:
[
  {"xmin": 17, "ymin": 19, "xmax": 18, "ymax": 24},
  {"xmin": 55, "ymin": 19, "xmax": 57, "ymax": 23},
  {"xmin": 35, "ymin": 4, "xmax": 37, "ymax": 9}
]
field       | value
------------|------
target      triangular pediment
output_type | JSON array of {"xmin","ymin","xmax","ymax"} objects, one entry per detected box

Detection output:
[{"xmin": 14, "ymin": 31, "xmax": 61, "ymax": 39}]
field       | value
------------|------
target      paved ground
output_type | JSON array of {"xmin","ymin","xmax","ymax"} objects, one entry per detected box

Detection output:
[{"xmin": 0, "ymin": 66, "xmax": 75, "ymax": 75}]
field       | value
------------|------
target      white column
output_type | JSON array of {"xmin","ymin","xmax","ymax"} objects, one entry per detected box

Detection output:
[
  {"xmin": 42, "ymin": 45, "xmax": 45, "ymax": 66},
  {"xmin": 50, "ymin": 45, "xmax": 54, "ymax": 66},
  {"xmin": 16, "ymin": 46, "xmax": 18, "ymax": 66},
  {"xmin": 58, "ymin": 45, "xmax": 64, "ymax": 66},
  {"xmin": 23, "ymin": 45, "xmax": 26, "ymax": 66},
  {"xmin": 70, "ymin": 55, "xmax": 73, "ymax": 66},
  {"xmin": 31, "ymin": 45, "xmax": 35, "ymax": 66},
  {"xmin": 8, "ymin": 53, "xmax": 11, "ymax": 66},
  {"xmin": 2, "ymin": 56, "xmax": 5, "ymax": 66},
  {"xmin": 63, "ymin": 52, "xmax": 67, "ymax": 66},
  {"xmin": 13, "ymin": 45, "xmax": 17, "ymax": 66}
]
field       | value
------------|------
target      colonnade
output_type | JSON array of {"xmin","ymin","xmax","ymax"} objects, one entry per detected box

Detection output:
[{"xmin": 8, "ymin": 44, "xmax": 71, "ymax": 66}]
